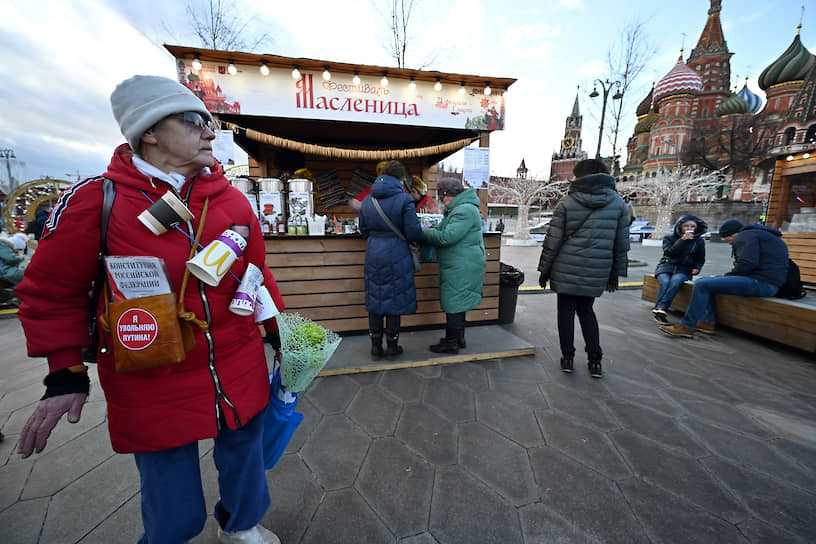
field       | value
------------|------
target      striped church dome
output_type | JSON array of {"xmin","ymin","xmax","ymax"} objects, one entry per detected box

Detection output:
[
  {"xmin": 758, "ymin": 29, "xmax": 816, "ymax": 90},
  {"xmin": 736, "ymin": 80, "xmax": 763, "ymax": 113},
  {"xmin": 714, "ymin": 92, "xmax": 750, "ymax": 117},
  {"xmin": 635, "ymin": 86, "xmax": 656, "ymax": 116},
  {"xmin": 654, "ymin": 52, "xmax": 703, "ymax": 104}
]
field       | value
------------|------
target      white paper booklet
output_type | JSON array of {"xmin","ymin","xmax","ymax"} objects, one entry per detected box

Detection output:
[{"xmin": 105, "ymin": 256, "xmax": 173, "ymax": 300}]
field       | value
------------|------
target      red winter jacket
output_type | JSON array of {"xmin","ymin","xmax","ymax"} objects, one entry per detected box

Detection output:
[{"xmin": 15, "ymin": 145, "xmax": 284, "ymax": 453}]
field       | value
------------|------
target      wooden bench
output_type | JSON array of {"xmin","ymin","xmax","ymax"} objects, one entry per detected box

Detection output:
[
  {"xmin": 642, "ymin": 274, "xmax": 816, "ymax": 353},
  {"xmin": 782, "ymin": 232, "xmax": 816, "ymax": 285}
]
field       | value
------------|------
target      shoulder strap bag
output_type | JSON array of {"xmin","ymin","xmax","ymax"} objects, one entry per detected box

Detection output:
[{"xmin": 371, "ymin": 197, "xmax": 421, "ymax": 273}]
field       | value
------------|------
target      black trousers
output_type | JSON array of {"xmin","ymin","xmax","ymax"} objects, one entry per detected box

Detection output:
[
  {"xmin": 556, "ymin": 293, "xmax": 602, "ymax": 360},
  {"xmin": 369, "ymin": 313, "xmax": 400, "ymax": 337},
  {"xmin": 446, "ymin": 311, "xmax": 466, "ymax": 330}
]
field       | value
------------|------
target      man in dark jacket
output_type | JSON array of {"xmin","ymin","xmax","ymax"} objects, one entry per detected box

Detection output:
[
  {"xmin": 661, "ymin": 219, "xmax": 789, "ymax": 337},
  {"xmin": 537, "ymin": 158, "xmax": 629, "ymax": 378}
]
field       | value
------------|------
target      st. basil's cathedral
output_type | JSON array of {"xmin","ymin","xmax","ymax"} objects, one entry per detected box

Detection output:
[
  {"xmin": 620, "ymin": 0, "xmax": 815, "ymax": 208},
  {"xmin": 550, "ymin": 0, "xmax": 815, "ymax": 221}
]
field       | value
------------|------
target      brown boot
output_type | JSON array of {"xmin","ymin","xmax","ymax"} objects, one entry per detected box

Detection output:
[
  {"xmin": 660, "ymin": 323, "xmax": 695, "ymax": 338},
  {"xmin": 695, "ymin": 322, "xmax": 716, "ymax": 334}
]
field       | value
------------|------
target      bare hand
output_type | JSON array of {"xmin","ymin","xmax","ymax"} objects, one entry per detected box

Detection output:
[
  {"xmin": 691, "ymin": 268, "xmax": 700, "ymax": 275},
  {"xmin": 682, "ymin": 232, "xmax": 694, "ymax": 240},
  {"xmin": 18, "ymin": 393, "xmax": 87, "ymax": 457},
  {"xmin": 606, "ymin": 277, "xmax": 619, "ymax": 293}
]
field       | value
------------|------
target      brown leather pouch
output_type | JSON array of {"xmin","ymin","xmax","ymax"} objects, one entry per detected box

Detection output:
[{"xmin": 103, "ymin": 293, "xmax": 187, "ymax": 373}]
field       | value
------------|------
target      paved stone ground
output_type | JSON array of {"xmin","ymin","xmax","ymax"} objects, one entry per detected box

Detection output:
[{"xmin": 2, "ymin": 244, "xmax": 816, "ymax": 543}]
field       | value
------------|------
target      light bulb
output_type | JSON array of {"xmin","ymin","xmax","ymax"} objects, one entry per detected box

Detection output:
[
  {"xmin": 484, "ymin": 85, "xmax": 492, "ymax": 96},
  {"xmin": 291, "ymin": 67, "xmax": 301, "ymax": 79},
  {"xmin": 381, "ymin": 74, "xmax": 389, "ymax": 86},
  {"xmin": 192, "ymin": 55, "xmax": 202, "ymax": 71},
  {"xmin": 786, "ymin": 155, "xmax": 794, "ymax": 161},
  {"xmin": 409, "ymin": 78, "xmax": 416, "ymax": 90},
  {"xmin": 322, "ymin": 68, "xmax": 331, "ymax": 81},
  {"xmin": 434, "ymin": 79, "xmax": 442, "ymax": 92},
  {"xmin": 353, "ymin": 72, "xmax": 361, "ymax": 85},
  {"xmin": 260, "ymin": 62, "xmax": 269, "ymax": 76},
  {"xmin": 227, "ymin": 62, "xmax": 237, "ymax": 75},
  {"xmin": 459, "ymin": 83, "xmax": 466, "ymax": 95},
  {"xmin": 804, "ymin": 153, "xmax": 811, "ymax": 159}
]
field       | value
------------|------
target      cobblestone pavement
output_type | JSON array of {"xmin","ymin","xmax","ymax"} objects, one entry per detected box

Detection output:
[{"xmin": 2, "ymin": 261, "xmax": 815, "ymax": 542}]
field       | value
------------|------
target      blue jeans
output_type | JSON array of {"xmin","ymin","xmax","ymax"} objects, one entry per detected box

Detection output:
[
  {"xmin": 134, "ymin": 411, "xmax": 270, "ymax": 544},
  {"xmin": 680, "ymin": 275, "xmax": 779, "ymax": 329},
  {"xmin": 654, "ymin": 272, "xmax": 690, "ymax": 310}
]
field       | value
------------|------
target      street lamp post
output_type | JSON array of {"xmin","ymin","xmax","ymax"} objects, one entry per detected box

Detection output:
[
  {"xmin": 0, "ymin": 148, "xmax": 15, "ymax": 191},
  {"xmin": 589, "ymin": 79, "xmax": 622, "ymax": 159}
]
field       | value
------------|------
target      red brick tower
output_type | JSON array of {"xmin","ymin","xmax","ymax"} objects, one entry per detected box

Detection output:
[
  {"xmin": 686, "ymin": 0, "xmax": 733, "ymax": 126},
  {"xmin": 550, "ymin": 93, "xmax": 588, "ymax": 181}
]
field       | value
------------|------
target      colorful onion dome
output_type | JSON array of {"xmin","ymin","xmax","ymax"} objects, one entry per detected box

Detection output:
[
  {"xmin": 736, "ymin": 80, "xmax": 763, "ymax": 113},
  {"xmin": 635, "ymin": 85, "xmax": 656, "ymax": 117},
  {"xmin": 654, "ymin": 51, "xmax": 703, "ymax": 104},
  {"xmin": 714, "ymin": 92, "xmax": 750, "ymax": 116},
  {"xmin": 634, "ymin": 106, "xmax": 658, "ymax": 134},
  {"xmin": 758, "ymin": 28, "xmax": 816, "ymax": 90}
]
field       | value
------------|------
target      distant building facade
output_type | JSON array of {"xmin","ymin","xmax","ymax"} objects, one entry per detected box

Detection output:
[{"xmin": 550, "ymin": 93, "xmax": 588, "ymax": 181}]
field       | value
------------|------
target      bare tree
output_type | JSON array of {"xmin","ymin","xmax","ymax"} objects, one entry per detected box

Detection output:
[
  {"xmin": 606, "ymin": 20, "xmax": 657, "ymax": 163},
  {"xmin": 489, "ymin": 175, "xmax": 570, "ymax": 240},
  {"xmin": 376, "ymin": 0, "xmax": 437, "ymax": 69},
  {"xmin": 618, "ymin": 167, "xmax": 723, "ymax": 238},
  {"xmin": 187, "ymin": 0, "xmax": 270, "ymax": 52}
]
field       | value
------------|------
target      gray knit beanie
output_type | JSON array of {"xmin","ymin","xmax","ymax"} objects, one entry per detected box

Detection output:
[
  {"xmin": 111, "ymin": 75, "xmax": 213, "ymax": 153},
  {"xmin": 437, "ymin": 178, "xmax": 465, "ymax": 197}
]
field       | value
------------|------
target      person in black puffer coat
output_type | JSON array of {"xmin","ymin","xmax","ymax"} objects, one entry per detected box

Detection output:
[
  {"xmin": 537, "ymin": 159, "xmax": 630, "ymax": 378},
  {"xmin": 358, "ymin": 161, "xmax": 423, "ymax": 359},
  {"xmin": 651, "ymin": 214, "xmax": 707, "ymax": 324}
]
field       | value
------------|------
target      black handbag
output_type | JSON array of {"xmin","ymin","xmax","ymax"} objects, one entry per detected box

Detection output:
[{"xmin": 371, "ymin": 197, "xmax": 421, "ymax": 273}]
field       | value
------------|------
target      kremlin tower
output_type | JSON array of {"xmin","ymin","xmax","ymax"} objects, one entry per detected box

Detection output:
[{"xmin": 550, "ymin": 93, "xmax": 588, "ymax": 181}]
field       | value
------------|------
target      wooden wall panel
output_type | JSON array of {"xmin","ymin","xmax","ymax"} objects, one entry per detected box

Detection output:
[{"xmin": 266, "ymin": 234, "xmax": 502, "ymax": 333}]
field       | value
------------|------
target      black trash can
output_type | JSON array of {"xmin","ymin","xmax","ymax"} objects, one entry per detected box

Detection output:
[{"xmin": 498, "ymin": 262, "xmax": 525, "ymax": 324}]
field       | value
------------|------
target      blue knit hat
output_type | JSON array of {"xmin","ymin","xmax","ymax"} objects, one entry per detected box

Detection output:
[{"xmin": 718, "ymin": 219, "xmax": 744, "ymax": 238}]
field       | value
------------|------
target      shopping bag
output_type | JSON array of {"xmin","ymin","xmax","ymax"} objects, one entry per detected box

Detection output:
[{"xmin": 262, "ymin": 369, "xmax": 304, "ymax": 470}]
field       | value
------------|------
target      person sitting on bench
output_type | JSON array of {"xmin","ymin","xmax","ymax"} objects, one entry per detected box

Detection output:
[{"xmin": 660, "ymin": 219, "xmax": 788, "ymax": 338}]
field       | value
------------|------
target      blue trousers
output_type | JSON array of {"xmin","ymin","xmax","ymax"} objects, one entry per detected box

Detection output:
[
  {"xmin": 134, "ymin": 411, "xmax": 270, "ymax": 544},
  {"xmin": 654, "ymin": 272, "xmax": 690, "ymax": 310},
  {"xmin": 679, "ymin": 275, "xmax": 779, "ymax": 329}
]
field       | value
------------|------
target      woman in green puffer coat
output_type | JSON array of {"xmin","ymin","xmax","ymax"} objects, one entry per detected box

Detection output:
[{"xmin": 421, "ymin": 179, "xmax": 486, "ymax": 354}]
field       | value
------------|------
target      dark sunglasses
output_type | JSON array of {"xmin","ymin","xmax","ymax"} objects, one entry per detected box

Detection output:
[{"xmin": 173, "ymin": 111, "xmax": 214, "ymax": 132}]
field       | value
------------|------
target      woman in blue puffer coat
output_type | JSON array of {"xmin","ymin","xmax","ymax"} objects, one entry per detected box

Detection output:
[
  {"xmin": 359, "ymin": 161, "xmax": 423, "ymax": 358},
  {"xmin": 651, "ymin": 214, "xmax": 707, "ymax": 324}
]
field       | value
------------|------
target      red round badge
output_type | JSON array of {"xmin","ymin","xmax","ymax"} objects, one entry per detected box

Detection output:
[{"xmin": 116, "ymin": 308, "xmax": 159, "ymax": 350}]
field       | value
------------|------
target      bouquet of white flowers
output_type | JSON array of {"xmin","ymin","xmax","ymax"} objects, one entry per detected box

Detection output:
[{"xmin": 276, "ymin": 312, "xmax": 342, "ymax": 392}]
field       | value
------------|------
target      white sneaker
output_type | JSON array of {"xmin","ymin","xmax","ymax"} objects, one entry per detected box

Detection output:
[{"xmin": 217, "ymin": 524, "xmax": 281, "ymax": 544}]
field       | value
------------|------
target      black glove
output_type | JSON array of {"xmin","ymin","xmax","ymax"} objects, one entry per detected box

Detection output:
[
  {"xmin": 264, "ymin": 331, "xmax": 281, "ymax": 351},
  {"xmin": 538, "ymin": 272, "xmax": 549, "ymax": 288},
  {"xmin": 606, "ymin": 277, "xmax": 618, "ymax": 293}
]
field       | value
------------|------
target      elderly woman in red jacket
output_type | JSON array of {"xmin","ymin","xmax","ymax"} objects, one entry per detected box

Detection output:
[{"xmin": 15, "ymin": 76, "xmax": 283, "ymax": 544}]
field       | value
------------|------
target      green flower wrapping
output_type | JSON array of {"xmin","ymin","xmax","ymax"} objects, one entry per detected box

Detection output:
[{"xmin": 277, "ymin": 313, "xmax": 342, "ymax": 392}]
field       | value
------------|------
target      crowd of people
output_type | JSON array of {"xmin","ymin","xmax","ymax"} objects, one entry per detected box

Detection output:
[{"xmin": 7, "ymin": 74, "xmax": 795, "ymax": 544}]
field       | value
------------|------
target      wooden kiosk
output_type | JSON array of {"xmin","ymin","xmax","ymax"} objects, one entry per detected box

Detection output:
[
  {"xmin": 165, "ymin": 45, "xmax": 517, "ymax": 334},
  {"xmin": 765, "ymin": 147, "xmax": 816, "ymax": 285}
]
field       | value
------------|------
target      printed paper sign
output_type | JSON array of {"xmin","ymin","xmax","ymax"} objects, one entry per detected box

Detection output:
[
  {"xmin": 106, "ymin": 256, "xmax": 172, "ymax": 301},
  {"xmin": 116, "ymin": 308, "xmax": 159, "ymax": 350},
  {"xmin": 463, "ymin": 147, "xmax": 490, "ymax": 189}
]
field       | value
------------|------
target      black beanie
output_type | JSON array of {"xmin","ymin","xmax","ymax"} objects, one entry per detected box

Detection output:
[{"xmin": 718, "ymin": 219, "xmax": 744, "ymax": 238}]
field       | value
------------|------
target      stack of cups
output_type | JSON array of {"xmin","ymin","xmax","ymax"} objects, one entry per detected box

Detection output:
[{"xmin": 138, "ymin": 192, "xmax": 194, "ymax": 235}]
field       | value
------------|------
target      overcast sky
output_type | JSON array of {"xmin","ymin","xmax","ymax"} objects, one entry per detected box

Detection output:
[{"xmin": 0, "ymin": 0, "xmax": 813, "ymax": 186}]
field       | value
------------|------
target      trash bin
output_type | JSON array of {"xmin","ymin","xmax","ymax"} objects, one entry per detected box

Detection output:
[{"xmin": 499, "ymin": 262, "xmax": 525, "ymax": 324}]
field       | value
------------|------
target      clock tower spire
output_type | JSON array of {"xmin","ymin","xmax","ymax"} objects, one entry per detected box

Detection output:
[{"xmin": 550, "ymin": 88, "xmax": 588, "ymax": 181}]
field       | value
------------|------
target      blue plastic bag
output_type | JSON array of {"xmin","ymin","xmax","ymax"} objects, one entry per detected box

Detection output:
[{"xmin": 262, "ymin": 370, "xmax": 304, "ymax": 470}]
